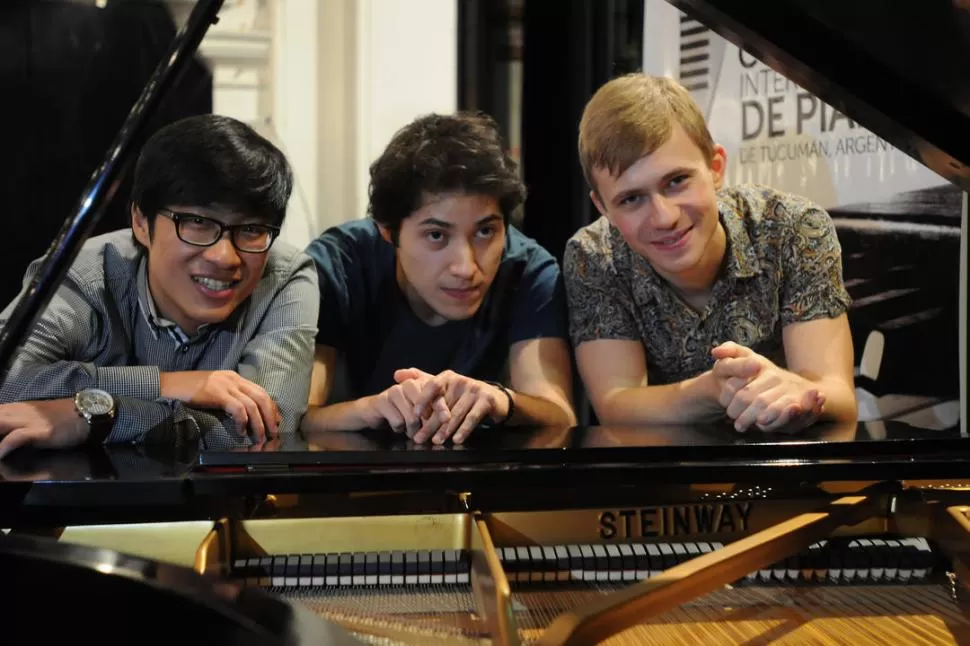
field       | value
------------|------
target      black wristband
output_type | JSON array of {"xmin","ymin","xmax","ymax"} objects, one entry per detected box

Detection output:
[{"xmin": 486, "ymin": 381, "xmax": 515, "ymax": 425}]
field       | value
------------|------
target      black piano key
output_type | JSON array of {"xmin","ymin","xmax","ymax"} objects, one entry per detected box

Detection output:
[
  {"xmin": 670, "ymin": 542, "xmax": 687, "ymax": 566},
  {"xmin": 645, "ymin": 543, "xmax": 662, "ymax": 575},
  {"xmin": 567, "ymin": 545, "xmax": 583, "ymax": 580},
  {"xmin": 632, "ymin": 544, "xmax": 648, "ymax": 579},
  {"xmin": 442, "ymin": 550, "xmax": 461, "ymax": 583},
  {"xmin": 325, "ymin": 552, "xmax": 339, "ymax": 584},
  {"xmin": 592, "ymin": 544, "xmax": 609, "ymax": 581},
  {"xmin": 284, "ymin": 554, "xmax": 300, "ymax": 585},
  {"xmin": 339, "ymin": 553, "xmax": 353, "ymax": 584},
  {"xmin": 580, "ymin": 544, "xmax": 595, "ymax": 581},
  {"xmin": 528, "ymin": 545, "xmax": 544, "ymax": 583},
  {"xmin": 555, "ymin": 545, "xmax": 570, "ymax": 581},
  {"xmin": 258, "ymin": 556, "xmax": 273, "ymax": 585},
  {"xmin": 378, "ymin": 551, "xmax": 391, "ymax": 585},
  {"xmin": 618, "ymin": 543, "xmax": 636, "ymax": 582},
  {"xmin": 312, "ymin": 554, "xmax": 327, "ymax": 583},
  {"xmin": 391, "ymin": 551, "xmax": 405, "ymax": 575},
  {"xmin": 365, "ymin": 552, "xmax": 379, "ymax": 584},
  {"xmin": 405, "ymin": 550, "xmax": 419, "ymax": 583},
  {"xmin": 298, "ymin": 554, "xmax": 312, "ymax": 586},
  {"xmin": 605, "ymin": 544, "xmax": 622, "ymax": 581},
  {"xmin": 351, "ymin": 553, "xmax": 365, "ymax": 576},
  {"xmin": 272, "ymin": 555, "xmax": 287, "ymax": 585},
  {"xmin": 883, "ymin": 539, "xmax": 900, "ymax": 581},
  {"xmin": 418, "ymin": 550, "xmax": 431, "ymax": 583}
]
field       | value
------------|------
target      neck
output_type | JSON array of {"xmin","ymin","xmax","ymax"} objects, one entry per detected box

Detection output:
[
  {"xmin": 396, "ymin": 260, "xmax": 448, "ymax": 327},
  {"xmin": 658, "ymin": 221, "xmax": 727, "ymax": 302}
]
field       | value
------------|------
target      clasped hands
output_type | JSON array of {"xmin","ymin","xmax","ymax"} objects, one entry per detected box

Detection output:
[
  {"xmin": 710, "ymin": 342, "xmax": 824, "ymax": 433},
  {"xmin": 361, "ymin": 369, "xmax": 510, "ymax": 444}
]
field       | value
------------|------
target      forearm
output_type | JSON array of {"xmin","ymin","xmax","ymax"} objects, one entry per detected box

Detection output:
[
  {"xmin": 595, "ymin": 372, "xmax": 724, "ymax": 425},
  {"xmin": 506, "ymin": 391, "xmax": 576, "ymax": 427},
  {"xmin": 107, "ymin": 395, "xmax": 250, "ymax": 450},
  {"xmin": 806, "ymin": 375, "xmax": 858, "ymax": 423},
  {"xmin": 301, "ymin": 397, "xmax": 377, "ymax": 433},
  {"xmin": 0, "ymin": 361, "xmax": 160, "ymax": 403}
]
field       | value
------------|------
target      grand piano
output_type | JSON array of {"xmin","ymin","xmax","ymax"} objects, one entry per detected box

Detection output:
[{"xmin": 2, "ymin": 0, "xmax": 969, "ymax": 644}]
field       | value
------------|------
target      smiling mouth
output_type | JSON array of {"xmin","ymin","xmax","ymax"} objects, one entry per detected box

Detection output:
[
  {"xmin": 192, "ymin": 276, "xmax": 240, "ymax": 292},
  {"xmin": 652, "ymin": 226, "xmax": 692, "ymax": 248}
]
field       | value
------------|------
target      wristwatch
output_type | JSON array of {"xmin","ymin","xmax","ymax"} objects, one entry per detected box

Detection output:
[{"xmin": 74, "ymin": 388, "xmax": 117, "ymax": 444}]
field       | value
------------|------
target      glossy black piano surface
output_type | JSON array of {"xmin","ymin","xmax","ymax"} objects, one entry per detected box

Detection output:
[{"xmin": 0, "ymin": 420, "xmax": 967, "ymax": 525}]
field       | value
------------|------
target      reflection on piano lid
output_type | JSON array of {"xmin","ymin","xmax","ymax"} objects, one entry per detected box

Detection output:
[{"xmin": 0, "ymin": 532, "xmax": 361, "ymax": 645}]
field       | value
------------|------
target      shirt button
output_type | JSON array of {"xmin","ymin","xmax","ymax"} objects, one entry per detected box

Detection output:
[{"xmin": 181, "ymin": 346, "xmax": 189, "ymax": 353}]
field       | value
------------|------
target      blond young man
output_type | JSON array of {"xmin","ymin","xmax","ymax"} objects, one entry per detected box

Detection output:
[{"xmin": 565, "ymin": 74, "xmax": 857, "ymax": 433}]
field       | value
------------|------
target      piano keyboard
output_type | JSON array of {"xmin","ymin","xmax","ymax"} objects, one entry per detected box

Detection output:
[
  {"xmin": 231, "ymin": 537, "xmax": 935, "ymax": 590},
  {"xmin": 500, "ymin": 537, "xmax": 935, "ymax": 585},
  {"xmin": 232, "ymin": 548, "xmax": 470, "ymax": 588}
]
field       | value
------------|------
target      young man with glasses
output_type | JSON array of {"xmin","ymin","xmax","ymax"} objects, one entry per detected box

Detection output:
[{"xmin": 0, "ymin": 115, "xmax": 318, "ymax": 458}]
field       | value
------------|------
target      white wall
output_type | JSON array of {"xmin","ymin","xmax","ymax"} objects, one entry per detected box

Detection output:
[{"xmin": 196, "ymin": 0, "xmax": 457, "ymax": 250}]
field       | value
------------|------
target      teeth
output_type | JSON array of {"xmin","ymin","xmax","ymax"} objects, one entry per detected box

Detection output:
[{"xmin": 193, "ymin": 276, "xmax": 234, "ymax": 291}]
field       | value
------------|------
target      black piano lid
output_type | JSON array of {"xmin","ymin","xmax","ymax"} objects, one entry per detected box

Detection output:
[{"xmin": 669, "ymin": 0, "xmax": 970, "ymax": 191}]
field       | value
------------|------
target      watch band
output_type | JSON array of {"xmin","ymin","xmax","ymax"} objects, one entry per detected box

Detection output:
[{"xmin": 485, "ymin": 381, "xmax": 515, "ymax": 426}]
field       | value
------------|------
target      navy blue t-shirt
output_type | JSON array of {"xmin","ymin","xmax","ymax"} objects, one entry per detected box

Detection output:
[{"xmin": 305, "ymin": 219, "xmax": 568, "ymax": 401}]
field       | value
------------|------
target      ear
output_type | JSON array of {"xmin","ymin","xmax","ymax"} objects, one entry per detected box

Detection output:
[
  {"xmin": 131, "ymin": 203, "xmax": 152, "ymax": 248},
  {"xmin": 589, "ymin": 189, "xmax": 609, "ymax": 218},
  {"xmin": 377, "ymin": 223, "xmax": 394, "ymax": 245},
  {"xmin": 710, "ymin": 143, "xmax": 728, "ymax": 189}
]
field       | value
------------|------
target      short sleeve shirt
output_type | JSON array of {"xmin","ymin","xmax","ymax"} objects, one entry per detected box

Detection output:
[
  {"xmin": 305, "ymin": 219, "xmax": 568, "ymax": 399},
  {"xmin": 564, "ymin": 184, "xmax": 851, "ymax": 385}
]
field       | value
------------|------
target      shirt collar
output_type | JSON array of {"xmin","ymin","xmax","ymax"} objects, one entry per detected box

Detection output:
[
  {"xmin": 136, "ymin": 258, "xmax": 209, "ymax": 345},
  {"xmin": 719, "ymin": 194, "xmax": 761, "ymax": 280}
]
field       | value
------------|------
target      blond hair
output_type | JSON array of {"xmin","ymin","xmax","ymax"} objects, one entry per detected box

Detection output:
[{"xmin": 578, "ymin": 73, "xmax": 714, "ymax": 189}]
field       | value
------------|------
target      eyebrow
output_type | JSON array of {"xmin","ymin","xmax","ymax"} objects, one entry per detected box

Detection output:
[{"xmin": 418, "ymin": 213, "xmax": 503, "ymax": 228}]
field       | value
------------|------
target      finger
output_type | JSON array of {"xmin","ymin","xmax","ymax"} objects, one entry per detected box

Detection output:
[
  {"xmin": 711, "ymin": 341, "xmax": 754, "ymax": 361},
  {"xmin": 374, "ymin": 397, "xmax": 406, "ymax": 433},
  {"xmin": 452, "ymin": 398, "xmax": 492, "ymax": 444},
  {"xmin": 0, "ymin": 427, "xmax": 43, "ymax": 460},
  {"xmin": 233, "ymin": 390, "xmax": 266, "ymax": 443},
  {"xmin": 713, "ymin": 357, "xmax": 761, "ymax": 381},
  {"xmin": 732, "ymin": 396, "xmax": 770, "ymax": 432},
  {"xmin": 717, "ymin": 376, "xmax": 747, "ymax": 409},
  {"xmin": 239, "ymin": 381, "xmax": 281, "ymax": 437},
  {"xmin": 388, "ymin": 387, "xmax": 421, "ymax": 436},
  {"xmin": 223, "ymin": 398, "xmax": 250, "ymax": 436},
  {"xmin": 402, "ymin": 379, "xmax": 443, "ymax": 419},
  {"xmin": 414, "ymin": 400, "xmax": 449, "ymax": 443},
  {"xmin": 428, "ymin": 391, "xmax": 477, "ymax": 444},
  {"xmin": 393, "ymin": 367, "xmax": 433, "ymax": 384},
  {"xmin": 758, "ymin": 403, "xmax": 804, "ymax": 432}
]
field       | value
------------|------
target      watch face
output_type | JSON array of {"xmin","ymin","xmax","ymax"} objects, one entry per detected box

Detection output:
[{"xmin": 77, "ymin": 389, "xmax": 114, "ymax": 416}]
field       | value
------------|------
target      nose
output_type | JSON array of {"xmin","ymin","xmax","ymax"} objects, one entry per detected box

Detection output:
[
  {"xmin": 648, "ymin": 194, "xmax": 678, "ymax": 229},
  {"xmin": 448, "ymin": 241, "xmax": 477, "ymax": 280},
  {"xmin": 201, "ymin": 233, "xmax": 243, "ymax": 267}
]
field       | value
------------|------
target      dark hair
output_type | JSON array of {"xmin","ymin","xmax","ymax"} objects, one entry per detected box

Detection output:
[
  {"xmin": 131, "ymin": 114, "xmax": 293, "ymax": 230},
  {"xmin": 368, "ymin": 112, "xmax": 526, "ymax": 240}
]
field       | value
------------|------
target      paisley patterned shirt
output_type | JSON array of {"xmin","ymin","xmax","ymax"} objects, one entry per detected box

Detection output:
[{"xmin": 564, "ymin": 184, "xmax": 851, "ymax": 385}]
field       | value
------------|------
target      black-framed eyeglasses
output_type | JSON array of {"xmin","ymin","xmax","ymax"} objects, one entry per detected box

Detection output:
[{"xmin": 157, "ymin": 209, "xmax": 280, "ymax": 253}]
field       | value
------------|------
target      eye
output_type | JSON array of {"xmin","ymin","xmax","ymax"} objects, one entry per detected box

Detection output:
[
  {"xmin": 424, "ymin": 230, "xmax": 446, "ymax": 244},
  {"xmin": 476, "ymin": 224, "xmax": 497, "ymax": 239},
  {"xmin": 667, "ymin": 174, "xmax": 690, "ymax": 190},
  {"xmin": 618, "ymin": 194, "xmax": 646, "ymax": 208}
]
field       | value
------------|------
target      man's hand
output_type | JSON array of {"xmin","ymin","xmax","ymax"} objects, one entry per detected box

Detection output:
[
  {"xmin": 711, "ymin": 342, "xmax": 825, "ymax": 432},
  {"xmin": 160, "ymin": 370, "xmax": 281, "ymax": 441},
  {"xmin": 394, "ymin": 368, "xmax": 510, "ymax": 445},
  {"xmin": 359, "ymin": 376, "xmax": 451, "ymax": 439},
  {"xmin": 0, "ymin": 399, "xmax": 89, "ymax": 459}
]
